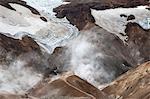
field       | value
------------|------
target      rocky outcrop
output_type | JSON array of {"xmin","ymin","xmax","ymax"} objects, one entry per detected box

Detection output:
[
  {"xmin": 127, "ymin": 15, "xmax": 135, "ymax": 21},
  {"xmin": 0, "ymin": 61, "xmax": 149, "ymax": 99},
  {"xmin": 103, "ymin": 61, "xmax": 150, "ymax": 99},
  {"xmin": 28, "ymin": 74, "xmax": 110, "ymax": 99},
  {"xmin": 46, "ymin": 22, "xmax": 150, "ymax": 85},
  {"xmin": 0, "ymin": 33, "xmax": 41, "ymax": 56},
  {"xmin": 64, "ymin": 0, "xmax": 149, "ymax": 7},
  {"xmin": 54, "ymin": 0, "xmax": 149, "ymax": 30},
  {"xmin": 53, "ymin": 4, "xmax": 95, "ymax": 30},
  {"xmin": 124, "ymin": 22, "xmax": 150, "ymax": 66},
  {"xmin": 0, "ymin": 33, "xmax": 39, "ymax": 66}
]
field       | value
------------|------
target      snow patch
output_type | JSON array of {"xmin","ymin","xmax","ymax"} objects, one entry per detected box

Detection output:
[
  {"xmin": 0, "ymin": 1, "xmax": 79, "ymax": 53},
  {"xmin": 139, "ymin": 18, "xmax": 150, "ymax": 29},
  {"xmin": 91, "ymin": 6, "xmax": 150, "ymax": 42}
]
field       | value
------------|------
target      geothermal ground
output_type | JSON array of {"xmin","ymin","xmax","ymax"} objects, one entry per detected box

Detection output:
[{"xmin": 0, "ymin": 0, "xmax": 150, "ymax": 99}]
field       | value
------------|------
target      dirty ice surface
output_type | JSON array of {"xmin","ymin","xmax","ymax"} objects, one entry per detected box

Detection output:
[
  {"xmin": 0, "ymin": 0, "xmax": 79, "ymax": 53},
  {"xmin": 0, "ymin": 0, "xmax": 78, "ymax": 94}
]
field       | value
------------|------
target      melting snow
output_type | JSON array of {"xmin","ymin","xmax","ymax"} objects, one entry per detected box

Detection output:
[
  {"xmin": 0, "ymin": 0, "xmax": 78, "ymax": 94},
  {"xmin": 91, "ymin": 6, "xmax": 150, "ymax": 42},
  {"xmin": 139, "ymin": 18, "xmax": 150, "ymax": 29},
  {"xmin": 0, "ymin": 0, "xmax": 79, "ymax": 53}
]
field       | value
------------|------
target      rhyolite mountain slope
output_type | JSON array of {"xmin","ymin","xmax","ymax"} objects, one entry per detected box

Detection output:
[
  {"xmin": 103, "ymin": 61, "xmax": 150, "ymax": 99},
  {"xmin": 0, "ymin": 0, "xmax": 150, "ymax": 98},
  {"xmin": 0, "ymin": 62, "xmax": 148, "ymax": 99},
  {"xmin": 54, "ymin": 0, "xmax": 149, "ymax": 30}
]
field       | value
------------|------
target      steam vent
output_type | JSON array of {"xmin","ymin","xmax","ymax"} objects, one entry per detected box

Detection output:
[{"xmin": 0, "ymin": 0, "xmax": 150, "ymax": 99}]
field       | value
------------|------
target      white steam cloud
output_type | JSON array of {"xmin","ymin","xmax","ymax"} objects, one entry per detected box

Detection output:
[
  {"xmin": 0, "ymin": 59, "xmax": 42, "ymax": 94},
  {"xmin": 64, "ymin": 26, "xmax": 125, "ymax": 87}
]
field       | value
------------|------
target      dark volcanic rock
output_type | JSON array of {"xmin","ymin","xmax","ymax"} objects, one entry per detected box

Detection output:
[
  {"xmin": 0, "ymin": 33, "xmax": 40, "ymax": 55},
  {"xmin": 124, "ymin": 22, "xmax": 150, "ymax": 65},
  {"xmin": 120, "ymin": 14, "xmax": 128, "ymax": 18},
  {"xmin": 64, "ymin": 0, "xmax": 149, "ymax": 6},
  {"xmin": 64, "ymin": 0, "xmax": 149, "ymax": 8},
  {"xmin": 54, "ymin": 0, "xmax": 149, "ymax": 30},
  {"xmin": 45, "ymin": 22, "xmax": 150, "ymax": 85},
  {"xmin": 127, "ymin": 15, "xmax": 135, "ymax": 21},
  {"xmin": 46, "ymin": 25, "xmax": 132, "ymax": 85},
  {"xmin": 0, "ymin": 33, "xmax": 46, "ymax": 73},
  {"xmin": 53, "ymin": 4, "xmax": 95, "ymax": 30},
  {"xmin": 28, "ymin": 75, "xmax": 110, "ymax": 99},
  {"xmin": 40, "ymin": 17, "xmax": 48, "ymax": 22},
  {"xmin": 146, "ymin": 7, "xmax": 150, "ymax": 10}
]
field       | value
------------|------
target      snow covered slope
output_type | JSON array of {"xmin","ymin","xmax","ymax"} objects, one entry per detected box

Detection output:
[
  {"xmin": 0, "ymin": 0, "xmax": 78, "ymax": 94},
  {"xmin": 0, "ymin": 0, "xmax": 78, "ymax": 53},
  {"xmin": 91, "ymin": 6, "xmax": 150, "ymax": 42}
]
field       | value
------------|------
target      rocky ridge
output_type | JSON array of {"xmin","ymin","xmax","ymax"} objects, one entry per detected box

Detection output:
[{"xmin": 0, "ymin": 0, "xmax": 149, "ymax": 98}]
